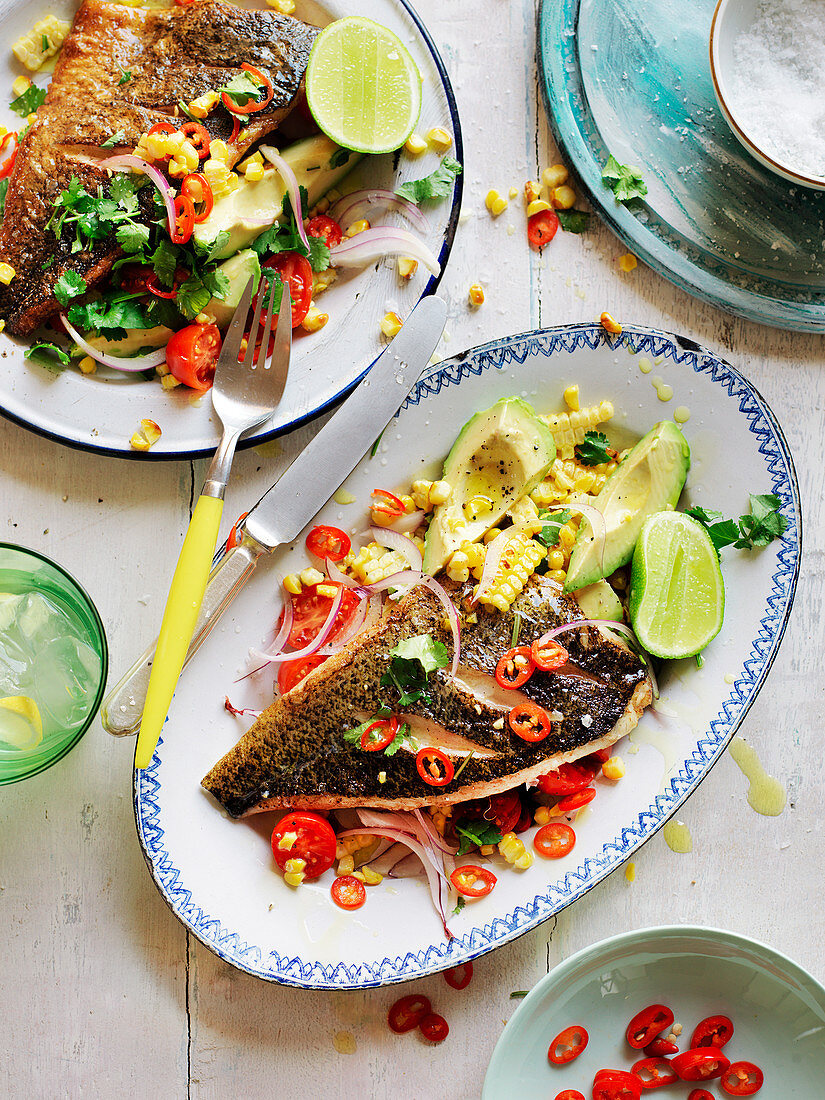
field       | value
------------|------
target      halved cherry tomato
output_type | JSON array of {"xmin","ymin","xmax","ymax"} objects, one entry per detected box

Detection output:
[
  {"xmin": 387, "ymin": 993, "xmax": 431, "ymax": 1033},
  {"xmin": 181, "ymin": 172, "xmax": 214, "ymax": 222},
  {"xmin": 171, "ymin": 193, "xmax": 195, "ymax": 243},
  {"xmin": 590, "ymin": 746, "xmax": 613, "ymax": 765},
  {"xmin": 556, "ymin": 787, "xmax": 596, "ymax": 813},
  {"xmin": 644, "ymin": 1038, "xmax": 679, "ymax": 1057},
  {"xmin": 330, "ymin": 874, "xmax": 366, "ymax": 910},
  {"xmin": 261, "ymin": 252, "xmax": 313, "ymax": 327},
  {"xmin": 671, "ymin": 1048, "xmax": 730, "ymax": 1081},
  {"xmin": 631, "ymin": 1056, "xmax": 679, "ymax": 1089},
  {"xmin": 486, "ymin": 790, "xmax": 523, "ymax": 833},
  {"xmin": 691, "ymin": 1014, "xmax": 734, "ymax": 1050},
  {"xmin": 148, "ymin": 120, "xmax": 177, "ymax": 137},
  {"xmin": 180, "ymin": 120, "xmax": 211, "ymax": 158},
  {"xmin": 508, "ymin": 701, "xmax": 552, "ymax": 742},
  {"xmin": 688, "ymin": 1091, "xmax": 715, "ymax": 1100},
  {"xmin": 307, "ymin": 213, "xmax": 344, "ymax": 249},
  {"xmin": 592, "ymin": 1069, "xmax": 642, "ymax": 1100},
  {"xmin": 527, "ymin": 208, "xmax": 559, "ymax": 250},
  {"xmin": 548, "ymin": 1023, "xmax": 588, "ymax": 1065},
  {"xmin": 719, "ymin": 1062, "xmax": 763, "ymax": 1095},
  {"xmin": 277, "ymin": 653, "xmax": 326, "ymax": 695},
  {"xmin": 536, "ymin": 760, "xmax": 598, "ymax": 796},
  {"xmin": 228, "ymin": 115, "xmax": 241, "ymax": 145},
  {"xmin": 531, "ymin": 638, "xmax": 569, "ymax": 671},
  {"xmin": 495, "ymin": 646, "xmax": 536, "ymax": 689},
  {"xmin": 360, "ymin": 716, "xmax": 399, "ymax": 752},
  {"xmin": 285, "ymin": 583, "xmax": 361, "ymax": 648},
  {"xmin": 626, "ymin": 1005, "xmax": 675, "ymax": 1050},
  {"xmin": 419, "ymin": 1012, "xmax": 449, "ymax": 1043},
  {"xmin": 166, "ymin": 322, "xmax": 221, "ymax": 391},
  {"xmin": 0, "ymin": 132, "xmax": 19, "ymax": 180},
  {"xmin": 305, "ymin": 524, "xmax": 351, "ymax": 562},
  {"xmin": 222, "ymin": 61, "xmax": 274, "ymax": 114},
  {"xmin": 450, "ymin": 865, "xmax": 496, "ymax": 899},
  {"xmin": 225, "ymin": 510, "xmax": 249, "ymax": 551},
  {"xmin": 444, "ymin": 961, "xmax": 473, "ymax": 990},
  {"xmin": 534, "ymin": 822, "xmax": 576, "ymax": 859},
  {"xmin": 416, "ymin": 747, "xmax": 454, "ymax": 786},
  {"xmin": 370, "ymin": 488, "xmax": 405, "ymax": 519},
  {"xmin": 270, "ymin": 811, "xmax": 336, "ymax": 878},
  {"xmin": 555, "ymin": 1092, "xmax": 585, "ymax": 1100}
]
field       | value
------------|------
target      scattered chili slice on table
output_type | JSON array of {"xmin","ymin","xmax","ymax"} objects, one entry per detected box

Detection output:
[
  {"xmin": 416, "ymin": 747, "xmax": 454, "ymax": 786},
  {"xmin": 555, "ymin": 1092, "xmax": 585, "ymax": 1100},
  {"xmin": 631, "ymin": 1055, "xmax": 679, "ymax": 1088},
  {"xmin": 688, "ymin": 1091, "xmax": 715, "ymax": 1100},
  {"xmin": 419, "ymin": 1012, "xmax": 449, "ymax": 1043},
  {"xmin": 531, "ymin": 638, "xmax": 569, "ymax": 670},
  {"xmin": 270, "ymin": 811, "xmax": 336, "ymax": 879},
  {"xmin": 360, "ymin": 716, "xmax": 399, "ymax": 752},
  {"xmin": 720, "ymin": 1061, "xmax": 763, "ymax": 1095},
  {"xmin": 444, "ymin": 961, "xmax": 473, "ymax": 990},
  {"xmin": 450, "ymin": 865, "xmax": 496, "ymax": 899},
  {"xmin": 626, "ymin": 1004, "xmax": 675, "ymax": 1050},
  {"xmin": 556, "ymin": 786, "xmax": 596, "ymax": 813},
  {"xmin": 371, "ymin": 488, "xmax": 406, "ymax": 520},
  {"xmin": 306, "ymin": 524, "xmax": 351, "ymax": 562},
  {"xmin": 508, "ymin": 701, "xmax": 552, "ymax": 742},
  {"xmin": 548, "ymin": 1023, "xmax": 589, "ymax": 1065},
  {"xmin": 225, "ymin": 510, "xmax": 249, "ymax": 551},
  {"xmin": 671, "ymin": 1048, "xmax": 729, "ymax": 1081},
  {"xmin": 527, "ymin": 208, "xmax": 559, "ymax": 250},
  {"xmin": 691, "ymin": 1014, "xmax": 734, "ymax": 1050},
  {"xmin": 387, "ymin": 994, "xmax": 432, "ymax": 1033},
  {"xmin": 495, "ymin": 645, "xmax": 535, "ymax": 689},
  {"xmin": 533, "ymin": 822, "xmax": 576, "ymax": 859},
  {"xmin": 330, "ymin": 874, "xmax": 366, "ymax": 910}
]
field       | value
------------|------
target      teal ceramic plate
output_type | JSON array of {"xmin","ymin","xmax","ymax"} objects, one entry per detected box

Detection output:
[
  {"xmin": 538, "ymin": 0, "xmax": 825, "ymax": 331},
  {"xmin": 483, "ymin": 925, "xmax": 825, "ymax": 1098}
]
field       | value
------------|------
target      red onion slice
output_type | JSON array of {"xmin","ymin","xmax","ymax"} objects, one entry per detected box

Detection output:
[
  {"xmin": 330, "ymin": 188, "xmax": 429, "ymax": 234},
  {"xmin": 561, "ymin": 502, "xmax": 608, "ymax": 582},
  {"xmin": 100, "ymin": 154, "xmax": 177, "ymax": 239},
  {"xmin": 252, "ymin": 586, "xmax": 344, "ymax": 665},
  {"xmin": 412, "ymin": 807, "xmax": 459, "ymax": 854},
  {"xmin": 369, "ymin": 525, "xmax": 423, "ymax": 572},
  {"xmin": 259, "ymin": 145, "xmax": 310, "ymax": 252},
  {"xmin": 388, "ymin": 852, "xmax": 427, "ymax": 878},
  {"xmin": 317, "ymin": 594, "xmax": 369, "ymax": 654},
  {"xmin": 270, "ymin": 589, "xmax": 295, "ymax": 656},
  {"xmin": 329, "ymin": 227, "xmax": 441, "ymax": 276},
  {"xmin": 391, "ymin": 509, "xmax": 426, "ymax": 534},
  {"xmin": 60, "ymin": 313, "xmax": 167, "ymax": 372}
]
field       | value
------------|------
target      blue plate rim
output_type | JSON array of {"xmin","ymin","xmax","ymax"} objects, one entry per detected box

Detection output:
[{"xmin": 134, "ymin": 321, "xmax": 802, "ymax": 988}]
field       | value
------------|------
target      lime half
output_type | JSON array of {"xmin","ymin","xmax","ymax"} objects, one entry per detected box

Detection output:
[
  {"xmin": 306, "ymin": 16, "xmax": 422, "ymax": 154},
  {"xmin": 628, "ymin": 511, "xmax": 724, "ymax": 659}
]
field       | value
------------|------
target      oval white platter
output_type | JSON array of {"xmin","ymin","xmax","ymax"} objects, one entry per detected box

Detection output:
[
  {"xmin": 0, "ymin": 0, "xmax": 461, "ymax": 458},
  {"xmin": 134, "ymin": 323, "xmax": 801, "ymax": 988}
]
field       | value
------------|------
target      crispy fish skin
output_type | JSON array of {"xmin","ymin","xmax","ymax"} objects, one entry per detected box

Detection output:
[
  {"xmin": 0, "ymin": 0, "xmax": 318, "ymax": 336},
  {"xmin": 202, "ymin": 578, "xmax": 652, "ymax": 817}
]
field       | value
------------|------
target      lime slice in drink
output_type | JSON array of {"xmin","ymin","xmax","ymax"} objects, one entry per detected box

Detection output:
[
  {"xmin": 0, "ymin": 695, "xmax": 43, "ymax": 750},
  {"xmin": 628, "ymin": 511, "xmax": 724, "ymax": 659},
  {"xmin": 306, "ymin": 16, "xmax": 422, "ymax": 154}
]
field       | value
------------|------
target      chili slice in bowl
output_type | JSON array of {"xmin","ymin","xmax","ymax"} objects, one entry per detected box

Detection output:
[{"xmin": 548, "ymin": 1023, "xmax": 589, "ymax": 1065}]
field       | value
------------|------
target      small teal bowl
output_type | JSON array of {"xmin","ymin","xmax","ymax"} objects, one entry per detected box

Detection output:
[{"xmin": 483, "ymin": 925, "xmax": 825, "ymax": 1098}]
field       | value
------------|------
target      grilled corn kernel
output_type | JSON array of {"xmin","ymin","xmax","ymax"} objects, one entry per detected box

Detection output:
[
  {"xmin": 478, "ymin": 844, "xmax": 495, "ymax": 856},
  {"xmin": 426, "ymin": 127, "xmax": 452, "ymax": 152},
  {"xmin": 0, "ymin": 263, "xmax": 16, "ymax": 285},
  {"xmin": 337, "ymin": 855, "xmax": 355, "ymax": 876},
  {"xmin": 13, "ymin": 17, "xmax": 71, "ymax": 72},
  {"xmin": 301, "ymin": 304, "xmax": 329, "ymax": 333},
  {"xmin": 78, "ymin": 356, "xmax": 97, "ymax": 375},
  {"xmin": 360, "ymin": 866, "xmax": 383, "ymax": 885},
  {"xmin": 160, "ymin": 374, "xmax": 181, "ymax": 390},
  {"xmin": 602, "ymin": 756, "xmax": 626, "ymax": 780},
  {"xmin": 547, "ymin": 548, "xmax": 565, "ymax": 570},
  {"xmin": 209, "ymin": 140, "xmax": 231, "ymax": 163},
  {"xmin": 26, "ymin": 112, "xmax": 37, "ymax": 126},
  {"xmin": 267, "ymin": 0, "xmax": 295, "ymax": 11},
  {"xmin": 316, "ymin": 583, "xmax": 338, "ymax": 599},
  {"xmin": 411, "ymin": 479, "xmax": 451, "ymax": 510},
  {"xmin": 534, "ymin": 806, "xmax": 551, "ymax": 826},
  {"xmin": 508, "ymin": 186, "xmax": 518, "ymax": 199},
  {"xmin": 524, "ymin": 179, "xmax": 541, "ymax": 204},
  {"xmin": 526, "ymin": 198, "xmax": 551, "ymax": 217},
  {"xmin": 283, "ymin": 573, "xmax": 302, "ymax": 596},
  {"xmin": 0, "ymin": 320, "xmax": 5, "ymax": 333},
  {"xmin": 618, "ymin": 253, "xmax": 638, "ymax": 272},
  {"xmin": 187, "ymin": 90, "xmax": 219, "ymax": 118},
  {"xmin": 345, "ymin": 218, "xmax": 370, "ymax": 238},
  {"xmin": 312, "ymin": 267, "xmax": 338, "ymax": 296},
  {"xmin": 130, "ymin": 418, "xmax": 162, "ymax": 451},
  {"xmin": 552, "ymin": 184, "xmax": 577, "ymax": 210},
  {"xmin": 11, "ymin": 76, "xmax": 31, "ymax": 97},
  {"xmin": 167, "ymin": 158, "xmax": 188, "ymax": 179},
  {"xmin": 403, "ymin": 131, "xmax": 428, "ymax": 156},
  {"xmin": 283, "ymin": 858, "xmax": 306, "ymax": 886},
  {"xmin": 397, "ymin": 256, "xmax": 418, "ymax": 280},
  {"xmin": 128, "ymin": 429, "xmax": 147, "ymax": 451},
  {"xmin": 468, "ymin": 282, "xmax": 485, "ymax": 307},
  {"xmin": 277, "ymin": 831, "xmax": 298, "ymax": 851},
  {"xmin": 600, "ymin": 311, "xmax": 622, "ymax": 335},
  {"xmin": 380, "ymin": 311, "xmax": 403, "ymax": 339},
  {"xmin": 477, "ymin": 532, "xmax": 545, "ymax": 613},
  {"xmin": 244, "ymin": 162, "xmax": 265, "ymax": 182},
  {"xmin": 543, "ymin": 163, "xmax": 569, "ymax": 189},
  {"xmin": 465, "ymin": 494, "xmax": 493, "ymax": 520},
  {"xmin": 543, "ymin": 401, "xmax": 615, "ymax": 459},
  {"xmin": 299, "ymin": 567, "xmax": 325, "ymax": 588},
  {"xmin": 499, "ymin": 832, "xmax": 534, "ymax": 869},
  {"xmin": 563, "ymin": 384, "xmax": 580, "ymax": 411},
  {"xmin": 485, "ymin": 190, "xmax": 507, "ymax": 217}
]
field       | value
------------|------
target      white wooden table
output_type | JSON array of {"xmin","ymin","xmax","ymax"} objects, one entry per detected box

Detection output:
[{"xmin": 2, "ymin": 2, "xmax": 822, "ymax": 1096}]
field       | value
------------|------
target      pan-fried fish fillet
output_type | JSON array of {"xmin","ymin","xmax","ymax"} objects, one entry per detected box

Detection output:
[
  {"xmin": 0, "ymin": 0, "xmax": 318, "ymax": 335},
  {"xmin": 202, "ymin": 578, "xmax": 652, "ymax": 817}
]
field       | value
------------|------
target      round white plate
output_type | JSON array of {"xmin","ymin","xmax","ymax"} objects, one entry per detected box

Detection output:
[
  {"xmin": 483, "ymin": 925, "xmax": 825, "ymax": 1098},
  {"xmin": 135, "ymin": 323, "xmax": 801, "ymax": 988},
  {"xmin": 0, "ymin": 0, "xmax": 461, "ymax": 458}
]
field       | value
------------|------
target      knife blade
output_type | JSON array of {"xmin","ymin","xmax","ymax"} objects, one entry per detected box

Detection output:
[{"xmin": 101, "ymin": 294, "xmax": 447, "ymax": 737}]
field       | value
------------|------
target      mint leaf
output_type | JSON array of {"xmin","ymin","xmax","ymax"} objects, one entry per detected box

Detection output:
[
  {"xmin": 25, "ymin": 342, "xmax": 70, "ymax": 367},
  {"xmin": 602, "ymin": 155, "xmax": 647, "ymax": 204},
  {"xmin": 10, "ymin": 83, "xmax": 46, "ymax": 117},
  {"xmin": 557, "ymin": 209, "xmax": 590, "ymax": 233},
  {"xmin": 455, "ymin": 820, "xmax": 502, "ymax": 856},
  {"xmin": 396, "ymin": 156, "xmax": 462, "ymax": 204},
  {"xmin": 53, "ymin": 271, "xmax": 87, "ymax": 306},
  {"xmin": 575, "ymin": 430, "xmax": 613, "ymax": 466}
]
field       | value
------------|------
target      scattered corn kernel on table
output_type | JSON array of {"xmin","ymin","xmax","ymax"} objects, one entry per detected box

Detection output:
[{"xmin": 1, "ymin": 1, "xmax": 823, "ymax": 1096}]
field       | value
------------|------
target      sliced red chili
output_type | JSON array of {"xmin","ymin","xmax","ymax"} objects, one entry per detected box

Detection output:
[
  {"xmin": 330, "ymin": 874, "xmax": 366, "ymax": 910},
  {"xmin": 180, "ymin": 120, "xmax": 211, "ymax": 158},
  {"xmin": 181, "ymin": 172, "xmax": 214, "ymax": 223},
  {"xmin": 547, "ymin": 1023, "xmax": 588, "ymax": 1065},
  {"xmin": 508, "ymin": 701, "xmax": 552, "ymax": 742},
  {"xmin": 222, "ymin": 62, "xmax": 274, "ymax": 115},
  {"xmin": 626, "ymin": 1005, "xmax": 675, "ymax": 1050},
  {"xmin": 360, "ymin": 716, "xmax": 399, "ymax": 752},
  {"xmin": 416, "ymin": 747, "xmax": 454, "ymax": 786},
  {"xmin": 688, "ymin": 1091, "xmax": 715, "ymax": 1100},
  {"xmin": 720, "ymin": 1062, "xmax": 763, "ymax": 1095},
  {"xmin": 531, "ymin": 638, "xmax": 569, "ymax": 670},
  {"xmin": 494, "ymin": 645, "xmax": 536, "ymax": 689},
  {"xmin": 225, "ymin": 510, "xmax": 249, "ymax": 552},
  {"xmin": 305, "ymin": 524, "xmax": 351, "ymax": 562},
  {"xmin": 631, "ymin": 1056, "xmax": 679, "ymax": 1089},
  {"xmin": 449, "ymin": 864, "xmax": 496, "ymax": 899},
  {"xmin": 228, "ymin": 115, "xmax": 241, "ymax": 144},
  {"xmin": 387, "ymin": 993, "xmax": 431, "ymax": 1033},
  {"xmin": 148, "ymin": 120, "xmax": 177, "ymax": 137},
  {"xmin": 691, "ymin": 1014, "xmax": 734, "ymax": 1050},
  {"xmin": 555, "ymin": 1092, "xmax": 585, "ymax": 1100},
  {"xmin": 592, "ymin": 1069, "xmax": 643, "ymax": 1100},
  {"xmin": 0, "ymin": 132, "xmax": 19, "ymax": 180},
  {"xmin": 371, "ymin": 488, "xmax": 405, "ymax": 519},
  {"xmin": 419, "ymin": 1012, "xmax": 449, "ymax": 1043},
  {"xmin": 556, "ymin": 786, "xmax": 596, "ymax": 813},
  {"xmin": 171, "ymin": 193, "xmax": 194, "ymax": 244},
  {"xmin": 444, "ymin": 961, "xmax": 473, "ymax": 990},
  {"xmin": 533, "ymin": 822, "xmax": 576, "ymax": 859},
  {"xmin": 536, "ymin": 760, "xmax": 598, "ymax": 795},
  {"xmin": 671, "ymin": 1048, "xmax": 730, "ymax": 1081},
  {"xmin": 644, "ymin": 1038, "xmax": 679, "ymax": 1057},
  {"xmin": 145, "ymin": 271, "xmax": 179, "ymax": 299}
]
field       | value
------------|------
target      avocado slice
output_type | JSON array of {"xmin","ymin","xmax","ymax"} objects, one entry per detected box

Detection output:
[
  {"xmin": 422, "ymin": 397, "xmax": 556, "ymax": 576},
  {"xmin": 564, "ymin": 420, "xmax": 690, "ymax": 592},
  {"xmin": 207, "ymin": 250, "xmax": 261, "ymax": 328},
  {"xmin": 193, "ymin": 134, "xmax": 363, "ymax": 259},
  {"xmin": 574, "ymin": 579, "xmax": 623, "ymax": 622}
]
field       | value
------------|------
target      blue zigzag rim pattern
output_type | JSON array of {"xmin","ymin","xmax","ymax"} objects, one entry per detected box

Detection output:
[{"xmin": 135, "ymin": 323, "xmax": 801, "ymax": 989}]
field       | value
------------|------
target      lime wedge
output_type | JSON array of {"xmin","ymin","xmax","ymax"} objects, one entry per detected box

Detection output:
[
  {"xmin": 306, "ymin": 17, "xmax": 422, "ymax": 154},
  {"xmin": 628, "ymin": 511, "xmax": 724, "ymax": 659},
  {"xmin": 0, "ymin": 695, "xmax": 43, "ymax": 750}
]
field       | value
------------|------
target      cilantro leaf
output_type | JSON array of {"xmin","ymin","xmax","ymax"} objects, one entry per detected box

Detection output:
[
  {"xmin": 24, "ymin": 342, "xmax": 71, "ymax": 368},
  {"xmin": 455, "ymin": 820, "xmax": 502, "ymax": 856},
  {"xmin": 109, "ymin": 173, "xmax": 140, "ymax": 208},
  {"xmin": 396, "ymin": 156, "xmax": 462, "ymax": 204},
  {"xmin": 53, "ymin": 270, "xmax": 87, "ymax": 307},
  {"xmin": 575, "ymin": 430, "xmax": 613, "ymax": 466},
  {"xmin": 452, "ymin": 897, "xmax": 465, "ymax": 915},
  {"xmin": 68, "ymin": 292, "xmax": 151, "ymax": 338},
  {"xmin": 10, "ymin": 83, "xmax": 46, "ymax": 117},
  {"xmin": 0, "ymin": 178, "xmax": 8, "ymax": 217},
  {"xmin": 556, "ymin": 209, "xmax": 590, "ymax": 233},
  {"xmin": 116, "ymin": 222, "xmax": 150, "ymax": 254},
  {"xmin": 536, "ymin": 508, "xmax": 572, "ymax": 548},
  {"xmin": 202, "ymin": 267, "xmax": 230, "ymax": 300},
  {"xmin": 380, "ymin": 634, "xmax": 449, "ymax": 707},
  {"xmin": 343, "ymin": 725, "xmax": 365, "ymax": 745},
  {"xmin": 686, "ymin": 495, "xmax": 787, "ymax": 555},
  {"xmin": 150, "ymin": 239, "xmax": 180, "ymax": 288},
  {"xmin": 118, "ymin": 69, "xmax": 132, "ymax": 86},
  {"xmin": 219, "ymin": 70, "xmax": 262, "ymax": 108},
  {"xmin": 601, "ymin": 155, "xmax": 648, "ymax": 204},
  {"xmin": 307, "ymin": 234, "xmax": 330, "ymax": 273},
  {"xmin": 684, "ymin": 505, "xmax": 723, "ymax": 525},
  {"xmin": 175, "ymin": 274, "xmax": 213, "ymax": 320},
  {"xmin": 193, "ymin": 230, "xmax": 231, "ymax": 264},
  {"xmin": 383, "ymin": 723, "xmax": 411, "ymax": 757},
  {"xmin": 101, "ymin": 131, "xmax": 126, "ymax": 149},
  {"xmin": 390, "ymin": 634, "xmax": 450, "ymax": 674}
]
